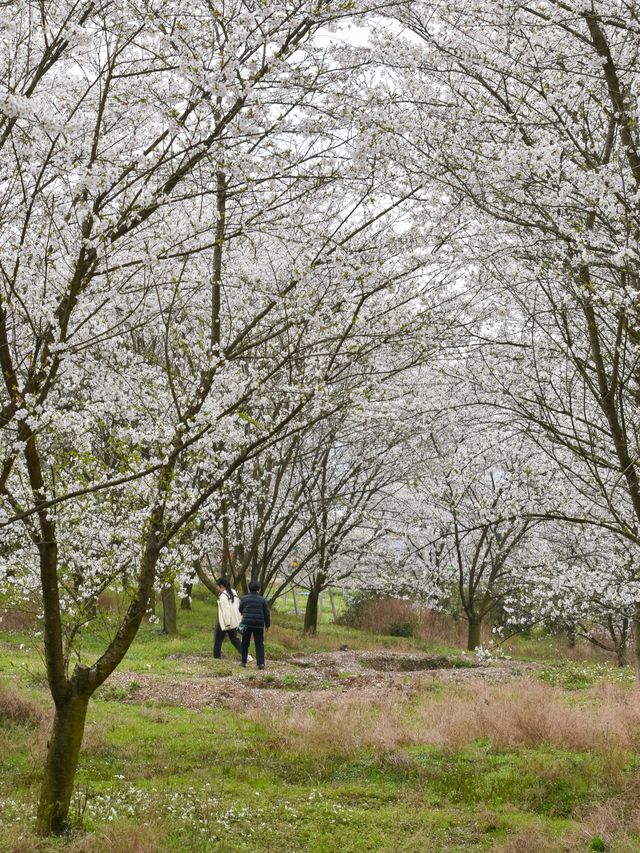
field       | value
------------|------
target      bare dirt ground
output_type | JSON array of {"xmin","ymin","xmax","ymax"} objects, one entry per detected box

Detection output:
[{"xmin": 103, "ymin": 650, "xmax": 540, "ymax": 713}]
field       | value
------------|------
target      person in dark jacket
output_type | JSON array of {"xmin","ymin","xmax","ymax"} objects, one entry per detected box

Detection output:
[{"xmin": 239, "ymin": 580, "xmax": 270, "ymax": 669}]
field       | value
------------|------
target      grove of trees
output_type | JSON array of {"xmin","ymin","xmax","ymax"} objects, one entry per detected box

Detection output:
[{"xmin": 2, "ymin": 0, "xmax": 640, "ymax": 836}]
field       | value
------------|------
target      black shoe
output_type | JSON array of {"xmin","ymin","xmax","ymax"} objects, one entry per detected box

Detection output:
[
  {"xmin": 258, "ymin": 664, "xmax": 265, "ymax": 670},
  {"xmin": 240, "ymin": 662, "xmax": 247, "ymax": 667}
]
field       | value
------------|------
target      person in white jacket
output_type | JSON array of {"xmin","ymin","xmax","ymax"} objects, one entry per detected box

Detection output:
[{"xmin": 213, "ymin": 577, "xmax": 243, "ymax": 660}]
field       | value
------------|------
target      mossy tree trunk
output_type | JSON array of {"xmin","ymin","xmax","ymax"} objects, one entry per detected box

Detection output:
[
  {"xmin": 466, "ymin": 615, "xmax": 482, "ymax": 651},
  {"xmin": 303, "ymin": 573, "xmax": 326, "ymax": 635},
  {"xmin": 180, "ymin": 581, "xmax": 193, "ymax": 610},
  {"xmin": 162, "ymin": 584, "xmax": 177, "ymax": 634},
  {"xmin": 609, "ymin": 615, "xmax": 629, "ymax": 668},
  {"xmin": 303, "ymin": 587, "xmax": 320, "ymax": 634},
  {"xmin": 633, "ymin": 603, "xmax": 640, "ymax": 683},
  {"xmin": 147, "ymin": 587, "xmax": 156, "ymax": 616},
  {"xmin": 616, "ymin": 641, "xmax": 627, "ymax": 668},
  {"xmin": 36, "ymin": 684, "xmax": 90, "ymax": 834},
  {"xmin": 36, "ymin": 507, "xmax": 164, "ymax": 835}
]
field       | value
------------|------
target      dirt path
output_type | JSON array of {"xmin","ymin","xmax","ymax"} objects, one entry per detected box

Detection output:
[{"xmin": 103, "ymin": 650, "xmax": 539, "ymax": 713}]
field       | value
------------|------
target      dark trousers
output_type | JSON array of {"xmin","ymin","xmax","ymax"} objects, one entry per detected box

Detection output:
[
  {"xmin": 213, "ymin": 624, "xmax": 242, "ymax": 658},
  {"xmin": 241, "ymin": 626, "xmax": 265, "ymax": 666}
]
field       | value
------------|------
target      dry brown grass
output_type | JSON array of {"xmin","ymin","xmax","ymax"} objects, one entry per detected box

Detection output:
[
  {"xmin": 0, "ymin": 606, "xmax": 38, "ymax": 631},
  {"xmin": 495, "ymin": 799, "xmax": 640, "ymax": 853},
  {"xmin": 261, "ymin": 679, "xmax": 640, "ymax": 760},
  {"xmin": 563, "ymin": 637, "xmax": 625, "ymax": 665},
  {"xmin": 0, "ymin": 726, "xmax": 15, "ymax": 766},
  {"xmin": 80, "ymin": 720, "xmax": 114, "ymax": 758},
  {"xmin": 561, "ymin": 800, "xmax": 630, "ymax": 851},
  {"xmin": 0, "ymin": 685, "xmax": 44, "ymax": 726},
  {"xmin": 341, "ymin": 597, "xmax": 472, "ymax": 647},
  {"xmin": 266, "ymin": 623, "xmax": 301, "ymax": 649},
  {"xmin": 492, "ymin": 821, "xmax": 564, "ymax": 853},
  {"xmin": 67, "ymin": 823, "xmax": 159, "ymax": 853},
  {"xmin": 343, "ymin": 597, "xmax": 621, "ymax": 664},
  {"xmin": 419, "ymin": 680, "xmax": 640, "ymax": 752},
  {"xmin": 4, "ymin": 824, "xmax": 159, "ymax": 853},
  {"xmin": 0, "ymin": 686, "xmax": 53, "ymax": 781},
  {"xmin": 96, "ymin": 590, "xmax": 122, "ymax": 614}
]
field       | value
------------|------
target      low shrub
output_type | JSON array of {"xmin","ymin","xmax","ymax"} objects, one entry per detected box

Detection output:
[{"xmin": 387, "ymin": 621, "xmax": 414, "ymax": 638}]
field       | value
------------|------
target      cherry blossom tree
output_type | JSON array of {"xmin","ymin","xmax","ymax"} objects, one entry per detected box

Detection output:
[
  {"xmin": 0, "ymin": 0, "xmax": 437, "ymax": 834},
  {"xmin": 382, "ymin": 388, "xmax": 547, "ymax": 650},
  {"xmin": 503, "ymin": 524, "xmax": 640, "ymax": 669},
  {"xmin": 354, "ymin": 1, "xmax": 640, "ymax": 660}
]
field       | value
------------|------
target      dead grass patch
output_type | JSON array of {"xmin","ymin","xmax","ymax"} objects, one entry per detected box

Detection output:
[
  {"xmin": 0, "ymin": 685, "xmax": 44, "ymax": 726},
  {"xmin": 266, "ymin": 624, "xmax": 300, "ymax": 649},
  {"xmin": 0, "ymin": 606, "xmax": 38, "ymax": 631},
  {"xmin": 96, "ymin": 590, "xmax": 124, "ymax": 614},
  {"xmin": 493, "ymin": 820, "xmax": 562, "ymax": 853},
  {"xmin": 0, "ymin": 686, "xmax": 52, "ymax": 778},
  {"xmin": 67, "ymin": 823, "xmax": 159, "ymax": 853},
  {"xmin": 3, "ymin": 823, "xmax": 160, "ymax": 853},
  {"xmin": 261, "ymin": 679, "xmax": 640, "ymax": 760},
  {"xmin": 0, "ymin": 725, "xmax": 16, "ymax": 764},
  {"xmin": 81, "ymin": 722, "xmax": 114, "ymax": 758},
  {"xmin": 340, "ymin": 597, "xmax": 471, "ymax": 647},
  {"xmin": 268, "ymin": 694, "xmax": 405, "ymax": 756},
  {"xmin": 559, "ymin": 799, "xmax": 640, "ymax": 853},
  {"xmin": 418, "ymin": 680, "xmax": 640, "ymax": 752}
]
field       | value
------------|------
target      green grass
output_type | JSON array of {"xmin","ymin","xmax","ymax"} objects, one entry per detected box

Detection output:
[
  {"xmin": 1, "ymin": 589, "xmax": 640, "ymax": 851},
  {"xmin": 539, "ymin": 660, "xmax": 636, "ymax": 690},
  {"xmin": 0, "ymin": 697, "xmax": 581, "ymax": 852}
]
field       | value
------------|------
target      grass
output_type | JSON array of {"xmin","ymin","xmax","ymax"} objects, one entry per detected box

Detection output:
[
  {"xmin": 1, "ymin": 587, "xmax": 640, "ymax": 851},
  {"xmin": 261, "ymin": 678, "xmax": 640, "ymax": 757}
]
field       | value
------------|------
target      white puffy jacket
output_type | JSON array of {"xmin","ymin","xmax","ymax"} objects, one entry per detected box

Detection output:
[{"xmin": 217, "ymin": 589, "xmax": 241, "ymax": 630}]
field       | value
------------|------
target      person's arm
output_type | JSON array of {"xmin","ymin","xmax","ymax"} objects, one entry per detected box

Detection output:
[
  {"xmin": 239, "ymin": 598, "xmax": 245, "ymax": 615},
  {"xmin": 263, "ymin": 598, "xmax": 270, "ymax": 629}
]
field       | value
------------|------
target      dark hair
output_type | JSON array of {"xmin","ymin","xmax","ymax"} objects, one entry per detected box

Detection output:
[
  {"xmin": 249, "ymin": 580, "xmax": 261, "ymax": 593},
  {"xmin": 216, "ymin": 577, "xmax": 235, "ymax": 602}
]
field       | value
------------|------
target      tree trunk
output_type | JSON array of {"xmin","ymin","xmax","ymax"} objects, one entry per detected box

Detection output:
[
  {"xmin": 328, "ymin": 588, "xmax": 337, "ymax": 621},
  {"xmin": 467, "ymin": 615, "xmax": 482, "ymax": 651},
  {"xmin": 180, "ymin": 582, "xmax": 193, "ymax": 610},
  {"xmin": 303, "ymin": 585, "xmax": 320, "ymax": 635},
  {"xmin": 633, "ymin": 603, "xmax": 640, "ymax": 683},
  {"xmin": 162, "ymin": 585, "xmax": 177, "ymax": 635},
  {"xmin": 32, "ymin": 427, "xmax": 167, "ymax": 835},
  {"xmin": 194, "ymin": 557, "xmax": 217, "ymax": 595},
  {"xmin": 147, "ymin": 588, "xmax": 156, "ymax": 617},
  {"xmin": 237, "ymin": 571, "xmax": 248, "ymax": 595},
  {"xmin": 36, "ymin": 690, "xmax": 90, "ymax": 835},
  {"xmin": 610, "ymin": 616, "xmax": 629, "ymax": 667},
  {"xmin": 304, "ymin": 575, "xmax": 326, "ymax": 635}
]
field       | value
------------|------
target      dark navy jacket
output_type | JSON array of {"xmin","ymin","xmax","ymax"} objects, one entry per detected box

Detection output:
[{"xmin": 239, "ymin": 592, "xmax": 270, "ymax": 628}]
